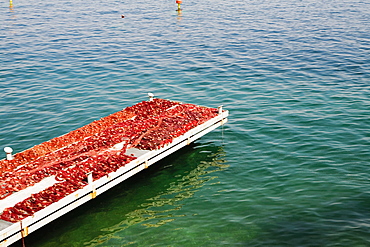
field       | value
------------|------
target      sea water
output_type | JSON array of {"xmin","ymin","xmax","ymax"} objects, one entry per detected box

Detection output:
[{"xmin": 1, "ymin": 0, "xmax": 369, "ymax": 246}]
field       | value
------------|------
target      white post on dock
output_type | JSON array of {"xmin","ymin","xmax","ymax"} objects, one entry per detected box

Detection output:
[
  {"xmin": 4, "ymin": 147, "xmax": 14, "ymax": 160},
  {"xmin": 87, "ymin": 172, "xmax": 93, "ymax": 184},
  {"xmin": 87, "ymin": 172, "xmax": 97, "ymax": 199},
  {"xmin": 218, "ymin": 105, "xmax": 223, "ymax": 115},
  {"xmin": 148, "ymin": 93, "xmax": 154, "ymax": 101}
]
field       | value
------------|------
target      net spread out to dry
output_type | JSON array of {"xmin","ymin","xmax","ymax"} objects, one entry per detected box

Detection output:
[{"xmin": 0, "ymin": 99, "xmax": 218, "ymax": 223}]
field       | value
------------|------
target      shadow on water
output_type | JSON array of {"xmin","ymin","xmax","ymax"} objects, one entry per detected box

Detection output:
[{"xmin": 13, "ymin": 142, "xmax": 227, "ymax": 247}]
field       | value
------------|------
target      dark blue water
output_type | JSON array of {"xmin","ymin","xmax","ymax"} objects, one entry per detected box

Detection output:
[{"xmin": 1, "ymin": 0, "xmax": 370, "ymax": 246}]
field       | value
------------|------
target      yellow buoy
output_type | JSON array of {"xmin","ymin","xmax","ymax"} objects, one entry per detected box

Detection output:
[{"xmin": 176, "ymin": 0, "xmax": 182, "ymax": 11}]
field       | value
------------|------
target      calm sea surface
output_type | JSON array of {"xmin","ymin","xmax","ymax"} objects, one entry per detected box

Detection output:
[{"xmin": 1, "ymin": 0, "xmax": 370, "ymax": 246}]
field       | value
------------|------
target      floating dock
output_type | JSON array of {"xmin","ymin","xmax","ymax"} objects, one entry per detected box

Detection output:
[{"xmin": 0, "ymin": 95, "xmax": 228, "ymax": 246}]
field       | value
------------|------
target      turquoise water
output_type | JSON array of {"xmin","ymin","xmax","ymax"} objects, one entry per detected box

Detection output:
[{"xmin": 1, "ymin": 0, "xmax": 370, "ymax": 246}]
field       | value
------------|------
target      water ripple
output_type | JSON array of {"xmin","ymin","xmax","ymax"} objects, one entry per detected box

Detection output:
[{"xmin": 1, "ymin": 0, "xmax": 370, "ymax": 246}]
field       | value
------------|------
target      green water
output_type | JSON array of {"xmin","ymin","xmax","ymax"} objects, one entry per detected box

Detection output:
[{"xmin": 1, "ymin": 0, "xmax": 370, "ymax": 246}]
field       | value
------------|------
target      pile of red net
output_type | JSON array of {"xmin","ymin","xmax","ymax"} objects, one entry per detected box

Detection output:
[{"xmin": 0, "ymin": 99, "xmax": 218, "ymax": 222}]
